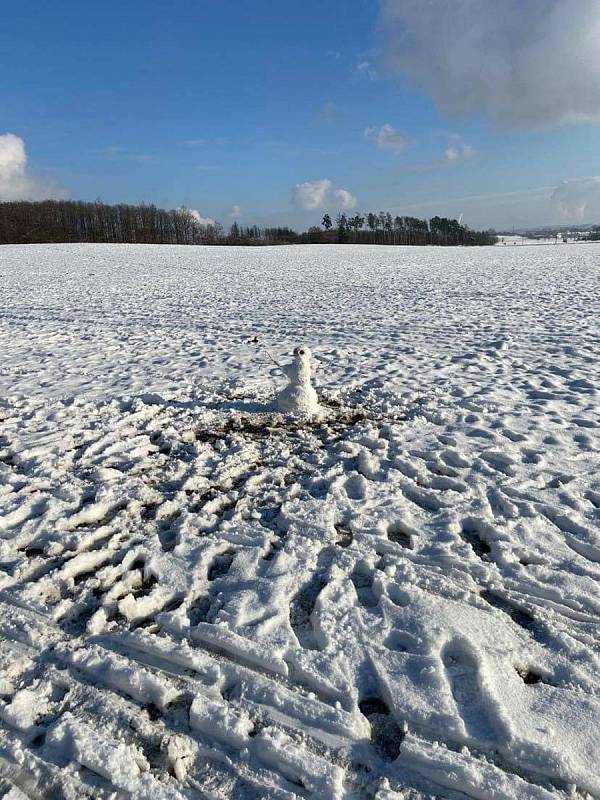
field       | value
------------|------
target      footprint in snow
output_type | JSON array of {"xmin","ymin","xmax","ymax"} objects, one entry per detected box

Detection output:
[{"xmin": 441, "ymin": 639, "xmax": 497, "ymax": 744}]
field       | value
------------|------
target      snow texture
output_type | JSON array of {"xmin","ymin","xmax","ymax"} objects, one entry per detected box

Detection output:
[{"xmin": 0, "ymin": 242, "xmax": 598, "ymax": 800}]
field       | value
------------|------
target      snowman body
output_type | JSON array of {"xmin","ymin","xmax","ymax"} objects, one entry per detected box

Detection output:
[{"xmin": 276, "ymin": 346, "xmax": 320, "ymax": 415}]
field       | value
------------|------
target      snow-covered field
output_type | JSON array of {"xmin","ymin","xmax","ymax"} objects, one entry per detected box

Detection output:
[
  {"xmin": 0, "ymin": 242, "xmax": 599, "ymax": 800},
  {"xmin": 495, "ymin": 236, "xmax": 560, "ymax": 246}
]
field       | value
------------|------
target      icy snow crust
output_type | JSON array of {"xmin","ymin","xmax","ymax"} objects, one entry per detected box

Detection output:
[{"xmin": 0, "ymin": 242, "xmax": 598, "ymax": 800}]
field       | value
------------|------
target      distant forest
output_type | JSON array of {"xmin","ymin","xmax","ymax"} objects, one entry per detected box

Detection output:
[
  {"xmin": 0, "ymin": 200, "xmax": 498, "ymax": 247},
  {"xmin": 584, "ymin": 226, "xmax": 600, "ymax": 241}
]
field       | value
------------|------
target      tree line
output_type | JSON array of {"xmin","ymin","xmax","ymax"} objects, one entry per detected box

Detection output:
[
  {"xmin": 0, "ymin": 200, "xmax": 497, "ymax": 246},
  {"xmin": 0, "ymin": 201, "xmax": 221, "ymax": 246},
  {"xmin": 315, "ymin": 212, "xmax": 497, "ymax": 246}
]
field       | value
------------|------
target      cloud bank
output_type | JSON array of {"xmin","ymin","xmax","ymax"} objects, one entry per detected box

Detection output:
[
  {"xmin": 379, "ymin": 0, "xmax": 600, "ymax": 128},
  {"xmin": 551, "ymin": 177, "xmax": 600, "ymax": 222},
  {"xmin": 0, "ymin": 133, "xmax": 67, "ymax": 201},
  {"xmin": 292, "ymin": 179, "xmax": 356, "ymax": 211}
]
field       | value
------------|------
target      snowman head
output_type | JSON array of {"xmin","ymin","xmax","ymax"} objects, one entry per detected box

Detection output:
[
  {"xmin": 293, "ymin": 345, "xmax": 312, "ymax": 361},
  {"xmin": 294, "ymin": 344, "xmax": 312, "ymax": 358}
]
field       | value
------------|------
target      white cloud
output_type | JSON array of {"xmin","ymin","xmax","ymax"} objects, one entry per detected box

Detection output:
[
  {"xmin": 551, "ymin": 177, "xmax": 600, "ymax": 221},
  {"xmin": 354, "ymin": 59, "xmax": 377, "ymax": 81},
  {"xmin": 186, "ymin": 208, "xmax": 216, "ymax": 227},
  {"xmin": 292, "ymin": 179, "xmax": 357, "ymax": 211},
  {"xmin": 365, "ymin": 123, "xmax": 407, "ymax": 152},
  {"xmin": 292, "ymin": 179, "xmax": 332, "ymax": 210},
  {"xmin": 444, "ymin": 136, "xmax": 475, "ymax": 163},
  {"xmin": 229, "ymin": 205, "xmax": 241, "ymax": 218},
  {"xmin": 334, "ymin": 188, "xmax": 357, "ymax": 210},
  {"xmin": 98, "ymin": 146, "xmax": 154, "ymax": 163},
  {"xmin": 0, "ymin": 133, "xmax": 66, "ymax": 201},
  {"xmin": 379, "ymin": 0, "xmax": 600, "ymax": 128}
]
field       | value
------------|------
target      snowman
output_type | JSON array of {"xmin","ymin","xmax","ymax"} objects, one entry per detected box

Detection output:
[{"xmin": 276, "ymin": 345, "xmax": 320, "ymax": 416}]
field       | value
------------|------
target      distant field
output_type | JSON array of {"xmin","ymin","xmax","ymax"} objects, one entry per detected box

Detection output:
[{"xmin": 0, "ymin": 243, "xmax": 599, "ymax": 799}]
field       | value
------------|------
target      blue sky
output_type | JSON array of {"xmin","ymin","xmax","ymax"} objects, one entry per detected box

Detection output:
[{"xmin": 2, "ymin": 0, "xmax": 600, "ymax": 230}]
